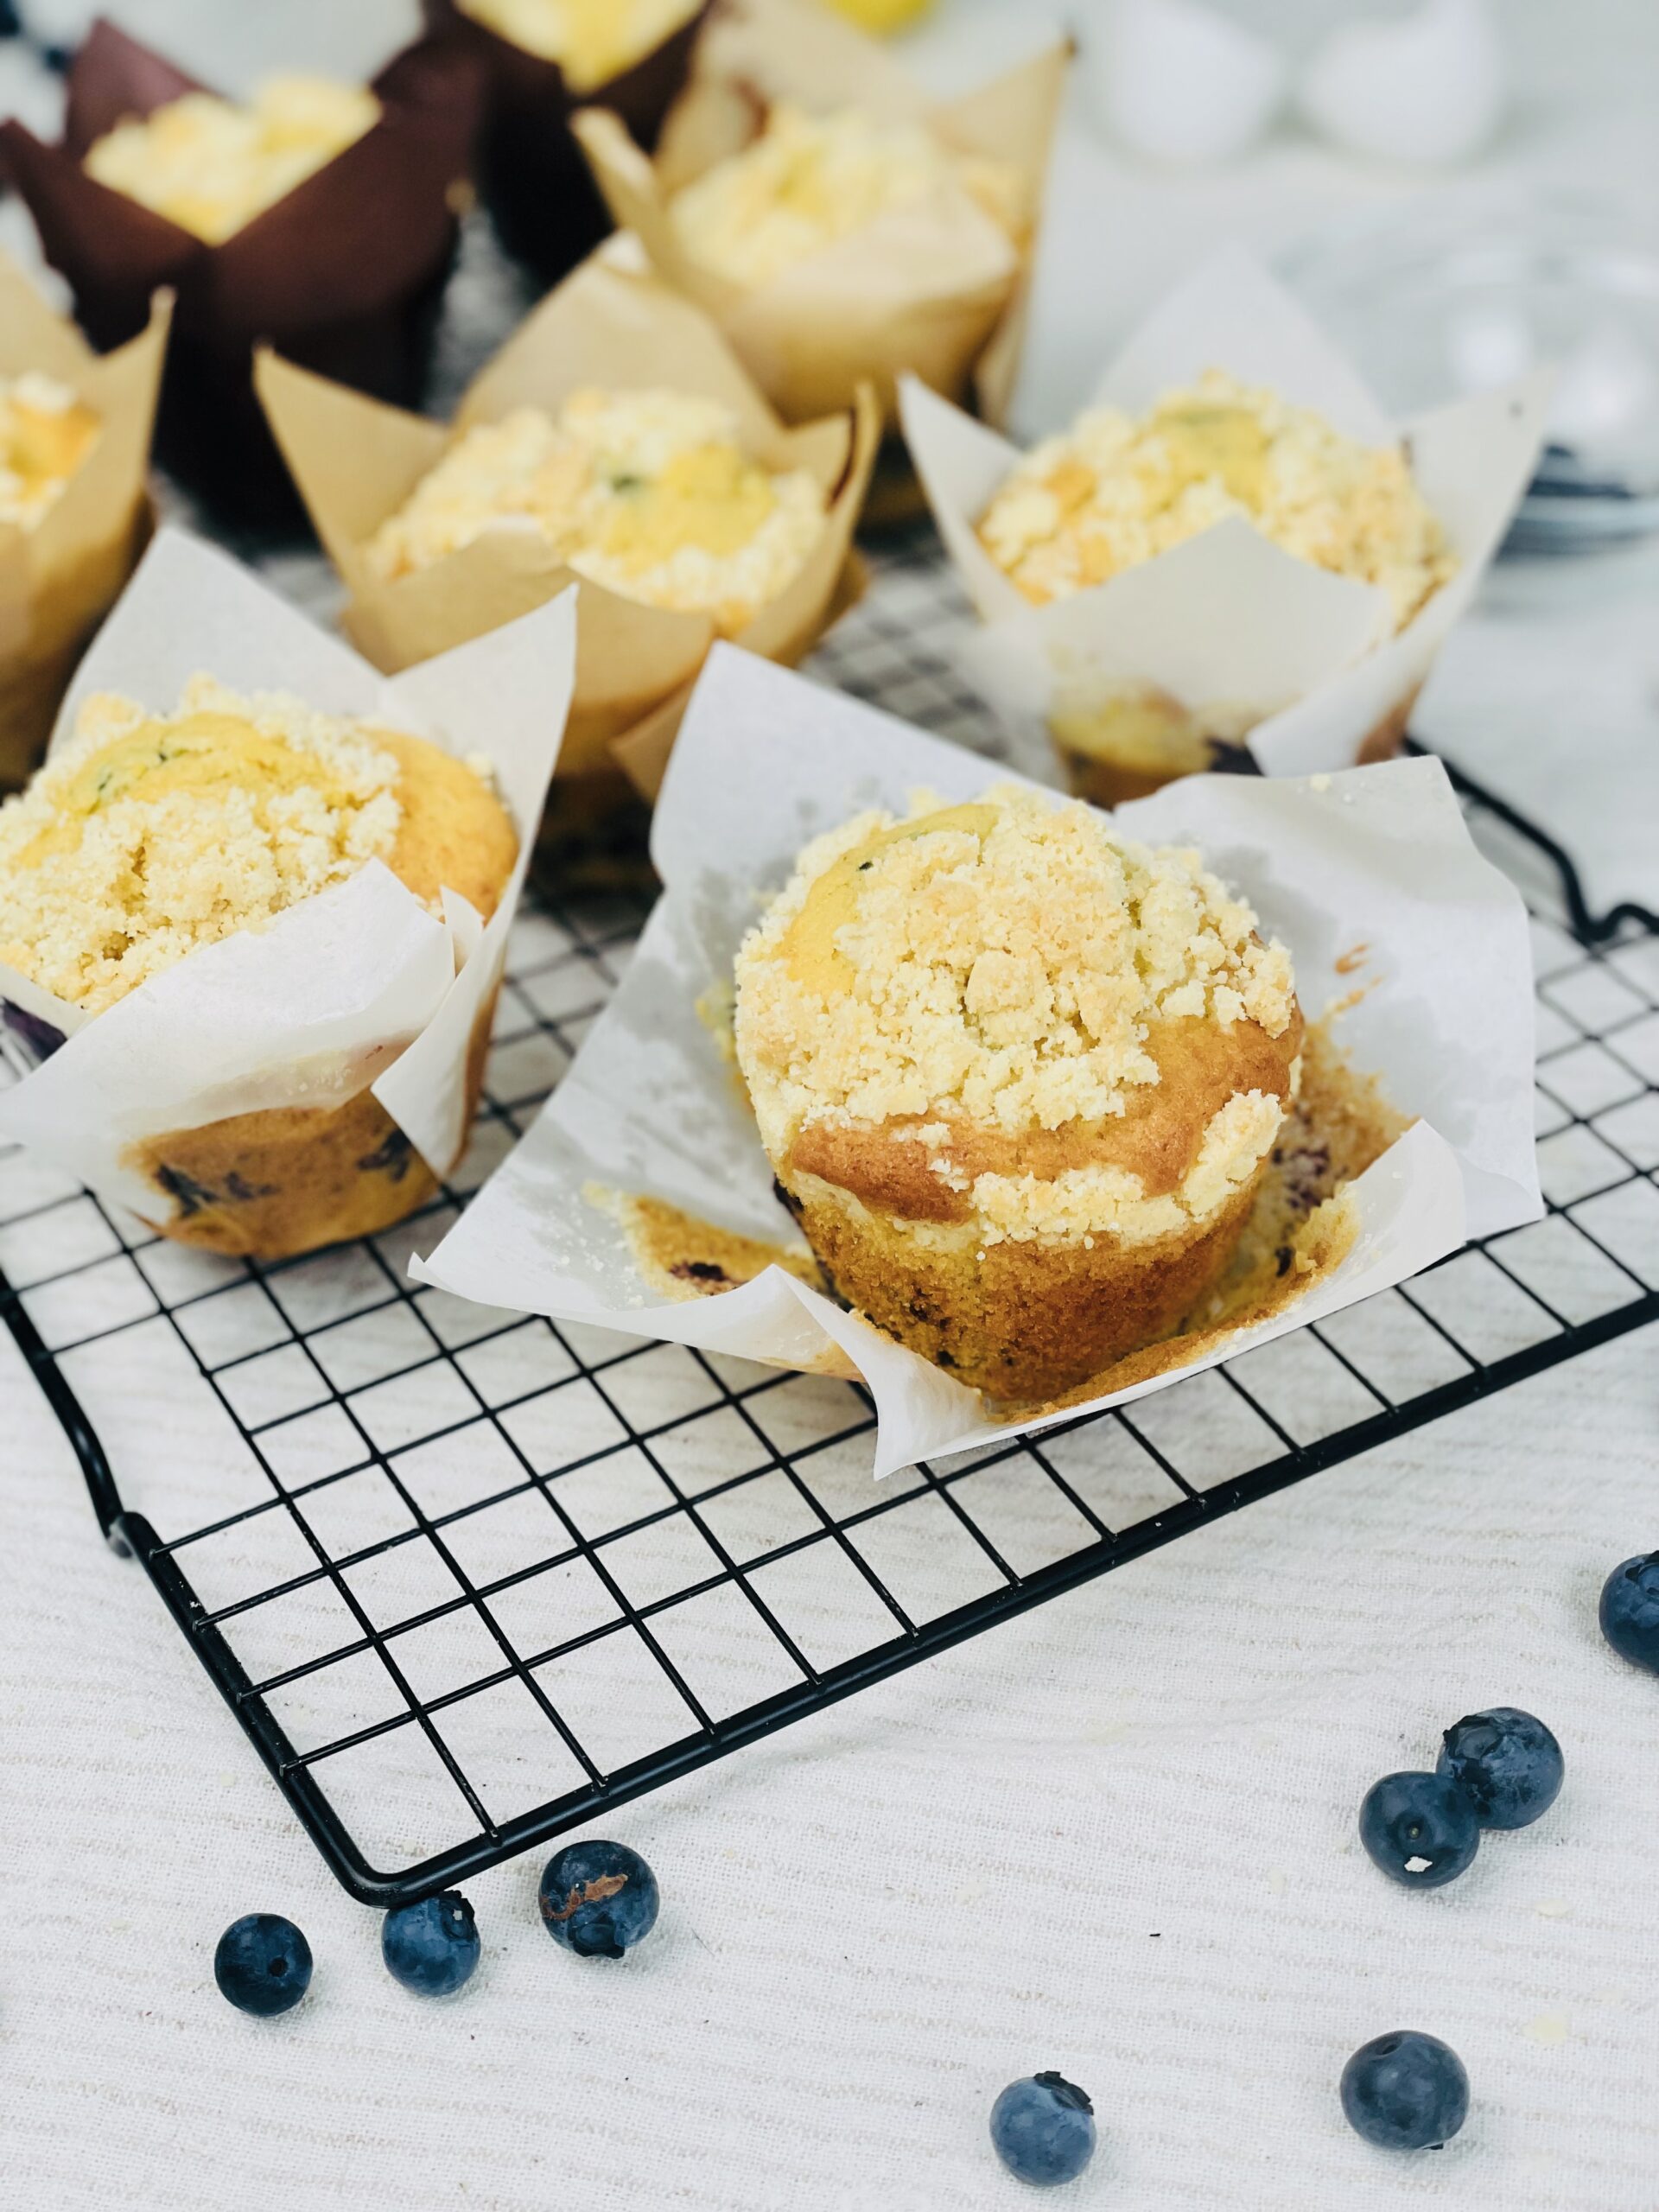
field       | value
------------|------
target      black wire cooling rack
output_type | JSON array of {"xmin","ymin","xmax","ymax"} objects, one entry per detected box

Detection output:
[{"xmin": 4, "ymin": 543, "xmax": 1658, "ymax": 1909}]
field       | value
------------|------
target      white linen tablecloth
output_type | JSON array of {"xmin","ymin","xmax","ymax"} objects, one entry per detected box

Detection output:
[{"xmin": 4, "ymin": 1317, "xmax": 1658, "ymax": 2210}]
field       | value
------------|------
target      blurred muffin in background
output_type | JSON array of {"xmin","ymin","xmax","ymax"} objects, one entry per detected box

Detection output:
[
  {"xmin": 0, "ymin": 373, "xmax": 102, "ymax": 533},
  {"xmin": 426, "ymin": 0, "xmax": 710, "ymax": 279},
  {"xmin": 82, "ymin": 74, "xmax": 381, "ymax": 244},
  {"xmin": 669, "ymin": 101, "xmax": 1025, "ymax": 292},
  {"xmin": 367, "ymin": 385, "xmax": 826, "ymax": 636},
  {"xmin": 975, "ymin": 371, "xmax": 1456, "ymax": 800},
  {"xmin": 572, "ymin": 0, "xmax": 1067, "ymax": 441},
  {"xmin": 0, "ymin": 21, "xmax": 480, "ymax": 525},
  {"xmin": 0, "ymin": 254, "xmax": 167, "ymax": 794}
]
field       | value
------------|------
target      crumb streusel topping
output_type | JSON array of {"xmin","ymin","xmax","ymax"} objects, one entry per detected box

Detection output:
[
  {"xmin": 366, "ymin": 388, "xmax": 824, "ymax": 634},
  {"xmin": 83, "ymin": 77, "xmax": 380, "ymax": 245},
  {"xmin": 459, "ymin": 0, "xmax": 701, "ymax": 89},
  {"xmin": 0, "ymin": 372, "xmax": 100, "ymax": 531},
  {"xmin": 734, "ymin": 782, "xmax": 1294, "ymax": 1249},
  {"xmin": 977, "ymin": 370, "xmax": 1455, "ymax": 629},
  {"xmin": 0, "ymin": 676, "xmax": 416, "ymax": 1014},
  {"xmin": 670, "ymin": 102, "xmax": 1025, "ymax": 292}
]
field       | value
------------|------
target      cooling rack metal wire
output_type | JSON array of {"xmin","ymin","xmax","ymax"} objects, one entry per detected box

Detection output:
[{"xmin": 3, "ymin": 550, "xmax": 1657, "ymax": 1909}]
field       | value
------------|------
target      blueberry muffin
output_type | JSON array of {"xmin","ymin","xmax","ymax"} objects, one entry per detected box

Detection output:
[
  {"xmin": 976, "ymin": 371, "xmax": 1456, "ymax": 802},
  {"xmin": 83, "ymin": 75, "xmax": 381, "ymax": 245},
  {"xmin": 670, "ymin": 101, "xmax": 1025, "ymax": 291},
  {"xmin": 366, "ymin": 386, "xmax": 824, "ymax": 635},
  {"xmin": 0, "ymin": 372, "xmax": 102, "ymax": 531},
  {"xmin": 457, "ymin": 0, "xmax": 702, "ymax": 92},
  {"xmin": 0, "ymin": 676, "xmax": 516, "ymax": 1258},
  {"xmin": 734, "ymin": 784, "xmax": 1300, "ymax": 1401}
]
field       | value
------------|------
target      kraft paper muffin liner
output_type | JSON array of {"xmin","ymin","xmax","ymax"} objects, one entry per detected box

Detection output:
[
  {"xmin": 0, "ymin": 254, "xmax": 168, "ymax": 791},
  {"xmin": 572, "ymin": 0, "xmax": 1068, "ymax": 430},
  {"xmin": 413, "ymin": 645, "xmax": 1542, "ymax": 1478},
  {"xmin": 0, "ymin": 19, "xmax": 482, "ymax": 525},
  {"xmin": 901, "ymin": 248, "xmax": 1553, "ymax": 797},
  {"xmin": 0, "ymin": 531, "xmax": 573, "ymax": 1260},
  {"xmin": 257, "ymin": 246, "xmax": 880, "ymax": 819},
  {"xmin": 422, "ymin": 0, "xmax": 712, "ymax": 282}
]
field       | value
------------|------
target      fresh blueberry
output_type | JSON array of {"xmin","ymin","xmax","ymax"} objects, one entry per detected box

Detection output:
[
  {"xmin": 1340, "ymin": 2031, "xmax": 1469, "ymax": 2152},
  {"xmin": 1358, "ymin": 1770, "xmax": 1478, "ymax": 1888},
  {"xmin": 1599, "ymin": 1553, "xmax": 1659, "ymax": 1675},
  {"xmin": 988, "ymin": 2072, "xmax": 1096, "ymax": 2189},
  {"xmin": 213, "ymin": 1913, "xmax": 313, "ymax": 2017},
  {"xmin": 1437, "ymin": 1707, "xmax": 1563, "ymax": 1829},
  {"xmin": 382, "ymin": 1891, "xmax": 480, "ymax": 1997},
  {"xmin": 538, "ymin": 1840, "xmax": 659, "ymax": 1959}
]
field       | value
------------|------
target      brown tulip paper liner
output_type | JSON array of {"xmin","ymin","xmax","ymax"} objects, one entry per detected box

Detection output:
[
  {"xmin": 411, "ymin": 644, "xmax": 1542, "ymax": 1478},
  {"xmin": 0, "ymin": 19, "xmax": 483, "ymax": 525},
  {"xmin": 422, "ymin": 0, "xmax": 712, "ymax": 282},
  {"xmin": 902, "ymin": 247, "xmax": 1554, "ymax": 801},
  {"xmin": 0, "ymin": 254, "xmax": 169, "ymax": 790},
  {"xmin": 256, "ymin": 249, "xmax": 880, "ymax": 861},
  {"xmin": 0, "ymin": 531, "xmax": 574, "ymax": 1262},
  {"xmin": 571, "ymin": 0, "xmax": 1068, "ymax": 430}
]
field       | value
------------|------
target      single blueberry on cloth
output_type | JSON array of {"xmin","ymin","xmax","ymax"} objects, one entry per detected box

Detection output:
[
  {"xmin": 213, "ymin": 1912, "xmax": 313, "ymax": 2017},
  {"xmin": 1358, "ymin": 1770, "xmax": 1479, "ymax": 1888},
  {"xmin": 538, "ymin": 1839, "xmax": 659, "ymax": 1958},
  {"xmin": 1340, "ymin": 2031, "xmax": 1469, "ymax": 2152},
  {"xmin": 988, "ymin": 2072, "xmax": 1096, "ymax": 2187},
  {"xmin": 1437, "ymin": 1707, "xmax": 1563, "ymax": 1829}
]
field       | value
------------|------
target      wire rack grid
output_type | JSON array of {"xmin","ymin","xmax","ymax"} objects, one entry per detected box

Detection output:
[{"xmin": 3, "ymin": 538, "xmax": 1658, "ymax": 1910}]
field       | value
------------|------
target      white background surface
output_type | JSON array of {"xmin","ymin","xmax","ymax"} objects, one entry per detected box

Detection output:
[{"xmin": 3, "ymin": 4, "xmax": 1659, "ymax": 2207}]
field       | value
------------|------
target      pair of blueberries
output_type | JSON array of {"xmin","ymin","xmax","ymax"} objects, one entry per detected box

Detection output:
[{"xmin": 214, "ymin": 1839, "xmax": 659, "ymax": 2016}]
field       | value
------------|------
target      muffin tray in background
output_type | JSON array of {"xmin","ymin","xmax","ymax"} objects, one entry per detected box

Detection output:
[{"xmin": 3, "ymin": 536, "xmax": 1657, "ymax": 1909}]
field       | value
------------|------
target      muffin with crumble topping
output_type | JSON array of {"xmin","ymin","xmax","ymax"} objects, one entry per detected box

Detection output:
[
  {"xmin": 0, "ymin": 675, "xmax": 516, "ymax": 1258},
  {"xmin": 733, "ymin": 783, "xmax": 1300, "ymax": 1402},
  {"xmin": 365, "ymin": 386, "xmax": 825, "ymax": 637},
  {"xmin": 975, "ymin": 371, "xmax": 1456, "ymax": 802}
]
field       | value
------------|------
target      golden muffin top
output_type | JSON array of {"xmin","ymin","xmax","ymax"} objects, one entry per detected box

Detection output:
[
  {"xmin": 0, "ymin": 676, "xmax": 507, "ymax": 1014},
  {"xmin": 83, "ymin": 76, "xmax": 380, "ymax": 244},
  {"xmin": 977, "ymin": 370, "xmax": 1455, "ymax": 629},
  {"xmin": 459, "ymin": 0, "xmax": 701, "ymax": 88},
  {"xmin": 0, "ymin": 372, "xmax": 101, "ymax": 531},
  {"xmin": 366, "ymin": 388, "xmax": 824, "ymax": 635},
  {"xmin": 670, "ymin": 101, "xmax": 1025, "ymax": 291},
  {"xmin": 734, "ymin": 783, "xmax": 1294, "ymax": 1151}
]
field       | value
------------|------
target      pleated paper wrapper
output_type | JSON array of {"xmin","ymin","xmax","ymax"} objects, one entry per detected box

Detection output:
[
  {"xmin": 414, "ymin": 645, "xmax": 1541, "ymax": 1479},
  {"xmin": 572, "ymin": 0, "xmax": 1069, "ymax": 429},
  {"xmin": 0, "ymin": 531, "xmax": 573, "ymax": 1241},
  {"xmin": 257, "ymin": 249, "xmax": 879, "ymax": 810},
  {"xmin": 901, "ymin": 248, "xmax": 1552, "ymax": 791}
]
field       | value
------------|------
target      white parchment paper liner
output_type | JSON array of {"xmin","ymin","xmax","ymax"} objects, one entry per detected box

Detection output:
[
  {"xmin": 0, "ymin": 529, "xmax": 575, "ymax": 1220},
  {"xmin": 900, "ymin": 247, "xmax": 1553, "ymax": 777},
  {"xmin": 413, "ymin": 645, "xmax": 1540, "ymax": 1478}
]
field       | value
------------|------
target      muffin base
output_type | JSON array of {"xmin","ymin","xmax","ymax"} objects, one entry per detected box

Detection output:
[
  {"xmin": 1052, "ymin": 683, "xmax": 1425, "ymax": 807},
  {"xmin": 125, "ymin": 988, "xmax": 498, "ymax": 1262},
  {"xmin": 784, "ymin": 1173, "xmax": 1261, "ymax": 1403},
  {"xmin": 129, "ymin": 1087, "xmax": 442, "ymax": 1262}
]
